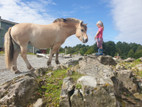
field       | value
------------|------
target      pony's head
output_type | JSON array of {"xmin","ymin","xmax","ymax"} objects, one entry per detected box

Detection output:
[{"xmin": 76, "ymin": 21, "xmax": 88, "ymax": 43}]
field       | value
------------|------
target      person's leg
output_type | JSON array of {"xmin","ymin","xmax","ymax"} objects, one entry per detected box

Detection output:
[
  {"xmin": 99, "ymin": 38, "xmax": 103, "ymax": 55},
  {"xmin": 96, "ymin": 38, "xmax": 103, "ymax": 55}
]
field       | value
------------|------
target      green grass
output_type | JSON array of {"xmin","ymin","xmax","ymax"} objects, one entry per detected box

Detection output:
[
  {"xmin": 37, "ymin": 67, "xmax": 83, "ymax": 107},
  {"xmin": 0, "ymin": 51, "xmax": 4, "ymax": 54},
  {"xmin": 76, "ymin": 83, "xmax": 82, "ymax": 89},
  {"xmin": 0, "ymin": 51, "xmax": 35, "ymax": 55},
  {"xmin": 136, "ymin": 71, "xmax": 142, "ymax": 77},
  {"xmin": 118, "ymin": 59, "xmax": 142, "ymax": 70},
  {"xmin": 117, "ymin": 59, "xmax": 142, "ymax": 77},
  {"xmin": 27, "ymin": 52, "xmax": 35, "ymax": 55}
]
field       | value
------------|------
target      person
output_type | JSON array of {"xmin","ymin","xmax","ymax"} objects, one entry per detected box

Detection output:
[{"xmin": 94, "ymin": 21, "xmax": 104, "ymax": 55}]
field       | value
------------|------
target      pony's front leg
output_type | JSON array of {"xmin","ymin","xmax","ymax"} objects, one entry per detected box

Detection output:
[
  {"xmin": 55, "ymin": 50, "xmax": 60, "ymax": 64},
  {"xmin": 47, "ymin": 45, "xmax": 61, "ymax": 66},
  {"xmin": 47, "ymin": 48, "xmax": 54, "ymax": 66}
]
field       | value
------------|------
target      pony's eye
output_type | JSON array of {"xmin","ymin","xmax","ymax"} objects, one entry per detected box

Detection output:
[{"xmin": 81, "ymin": 29, "xmax": 84, "ymax": 32}]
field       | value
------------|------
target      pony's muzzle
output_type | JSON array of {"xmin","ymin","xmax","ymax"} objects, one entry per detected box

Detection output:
[{"xmin": 83, "ymin": 38, "xmax": 88, "ymax": 43}]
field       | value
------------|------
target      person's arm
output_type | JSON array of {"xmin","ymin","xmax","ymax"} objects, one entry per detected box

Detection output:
[
  {"xmin": 94, "ymin": 27, "xmax": 103, "ymax": 40},
  {"xmin": 94, "ymin": 31, "xmax": 99, "ymax": 40}
]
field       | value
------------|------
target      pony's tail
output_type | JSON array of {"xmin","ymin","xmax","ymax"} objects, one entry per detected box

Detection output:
[{"xmin": 4, "ymin": 27, "xmax": 14, "ymax": 69}]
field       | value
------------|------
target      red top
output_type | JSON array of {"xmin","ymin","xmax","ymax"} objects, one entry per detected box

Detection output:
[{"xmin": 97, "ymin": 27, "xmax": 103, "ymax": 38}]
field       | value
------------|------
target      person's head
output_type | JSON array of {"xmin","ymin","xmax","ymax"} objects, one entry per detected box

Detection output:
[{"xmin": 96, "ymin": 21, "xmax": 104, "ymax": 28}]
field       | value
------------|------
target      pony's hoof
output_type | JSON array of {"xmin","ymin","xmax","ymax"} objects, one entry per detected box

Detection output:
[
  {"xmin": 15, "ymin": 70, "xmax": 21, "ymax": 74},
  {"xmin": 47, "ymin": 62, "xmax": 51, "ymax": 66},
  {"xmin": 29, "ymin": 68, "xmax": 35, "ymax": 72},
  {"xmin": 56, "ymin": 60, "xmax": 60, "ymax": 64}
]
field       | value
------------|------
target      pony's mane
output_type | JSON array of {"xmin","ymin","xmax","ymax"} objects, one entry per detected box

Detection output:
[{"xmin": 53, "ymin": 18, "xmax": 81, "ymax": 23}]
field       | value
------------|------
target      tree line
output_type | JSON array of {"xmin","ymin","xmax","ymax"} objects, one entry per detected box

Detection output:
[{"xmin": 58, "ymin": 41, "xmax": 142, "ymax": 59}]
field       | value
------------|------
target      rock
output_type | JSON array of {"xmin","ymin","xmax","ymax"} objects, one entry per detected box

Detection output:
[
  {"xmin": 70, "ymin": 64, "xmax": 80, "ymax": 72},
  {"xmin": 0, "ymin": 74, "xmax": 38, "ymax": 107},
  {"xmin": 53, "ymin": 64, "xmax": 67, "ymax": 71},
  {"xmin": 33, "ymin": 98, "xmax": 43, "ymax": 107},
  {"xmin": 116, "ymin": 63, "xmax": 127, "ymax": 70},
  {"xmin": 63, "ymin": 57, "xmax": 83, "ymax": 68},
  {"xmin": 34, "ymin": 68, "xmax": 48, "ymax": 77},
  {"xmin": 70, "ymin": 76, "xmax": 117, "ymax": 107},
  {"xmin": 64, "ymin": 54, "xmax": 72, "ymax": 58},
  {"xmin": 77, "ymin": 56, "xmax": 114, "ymax": 85},
  {"xmin": 46, "ymin": 72, "xmax": 53, "ymax": 77},
  {"xmin": 36, "ymin": 53, "xmax": 49, "ymax": 59},
  {"xmin": 135, "ymin": 64, "xmax": 142, "ymax": 71},
  {"xmin": 124, "ymin": 57, "xmax": 135, "ymax": 62},
  {"xmin": 67, "ymin": 65, "xmax": 80, "ymax": 76},
  {"xmin": 111, "ymin": 70, "xmax": 142, "ymax": 106},
  {"xmin": 113, "ymin": 57, "xmax": 123, "ymax": 63},
  {"xmin": 59, "ymin": 77, "xmax": 75, "ymax": 107},
  {"xmin": 70, "ymin": 89, "xmax": 84, "ymax": 107},
  {"xmin": 98, "ymin": 55, "xmax": 117, "ymax": 66},
  {"xmin": 77, "ymin": 76, "xmax": 97, "ymax": 88},
  {"xmin": 139, "ymin": 57, "xmax": 142, "ymax": 62},
  {"xmin": 67, "ymin": 70, "xmax": 74, "ymax": 76}
]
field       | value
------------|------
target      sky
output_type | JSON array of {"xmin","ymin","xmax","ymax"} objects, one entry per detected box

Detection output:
[{"xmin": 0, "ymin": 0, "xmax": 142, "ymax": 47}]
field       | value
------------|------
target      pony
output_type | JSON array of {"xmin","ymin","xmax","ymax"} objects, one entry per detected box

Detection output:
[{"xmin": 4, "ymin": 18, "xmax": 88, "ymax": 74}]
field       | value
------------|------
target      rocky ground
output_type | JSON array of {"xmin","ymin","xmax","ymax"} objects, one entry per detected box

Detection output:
[
  {"xmin": 0, "ymin": 54, "xmax": 82, "ymax": 85},
  {"xmin": 0, "ymin": 54, "xmax": 142, "ymax": 107}
]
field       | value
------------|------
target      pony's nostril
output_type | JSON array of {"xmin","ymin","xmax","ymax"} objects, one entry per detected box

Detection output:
[
  {"xmin": 84, "ymin": 39, "xmax": 88, "ymax": 43},
  {"xmin": 83, "ymin": 38, "xmax": 88, "ymax": 43}
]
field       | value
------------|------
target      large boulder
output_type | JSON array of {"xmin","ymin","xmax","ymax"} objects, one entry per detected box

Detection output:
[
  {"xmin": 98, "ymin": 55, "xmax": 117, "ymax": 66},
  {"xmin": 59, "ymin": 77, "xmax": 75, "ymax": 107},
  {"xmin": 71, "ymin": 76, "xmax": 116, "ymax": 107},
  {"xmin": 0, "ymin": 73, "xmax": 38, "ymax": 107},
  {"xmin": 77, "ymin": 56, "xmax": 114, "ymax": 85},
  {"xmin": 60, "ymin": 55, "xmax": 118, "ymax": 107},
  {"xmin": 124, "ymin": 57, "xmax": 135, "ymax": 62},
  {"xmin": 111, "ymin": 70, "xmax": 142, "ymax": 106}
]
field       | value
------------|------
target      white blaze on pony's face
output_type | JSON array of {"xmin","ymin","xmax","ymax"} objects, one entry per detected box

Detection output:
[{"xmin": 76, "ymin": 21, "xmax": 88, "ymax": 43}]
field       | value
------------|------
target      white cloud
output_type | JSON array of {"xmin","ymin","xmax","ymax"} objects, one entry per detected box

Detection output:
[
  {"xmin": 0, "ymin": 0, "xmax": 55, "ymax": 24},
  {"xmin": 110, "ymin": 0, "xmax": 142, "ymax": 44},
  {"xmin": 0, "ymin": 0, "xmax": 93, "ymax": 47}
]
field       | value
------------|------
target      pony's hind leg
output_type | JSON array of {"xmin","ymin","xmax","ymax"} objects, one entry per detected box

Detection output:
[
  {"xmin": 11, "ymin": 48, "xmax": 21, "ymax": 74},
  {"xmin": 20, "ymin": 45, "xmax": 35, "ymax": 71}
]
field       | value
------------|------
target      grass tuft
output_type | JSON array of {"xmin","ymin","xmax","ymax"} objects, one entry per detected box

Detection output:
[{"xmin": 37, "ymin": 67, "xmax": 82, "ymax": 106}]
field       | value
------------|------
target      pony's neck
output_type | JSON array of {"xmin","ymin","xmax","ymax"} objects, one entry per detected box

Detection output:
[{"xmin": 63, "ymin": 22, "xmax": 77, "ymax": 38}]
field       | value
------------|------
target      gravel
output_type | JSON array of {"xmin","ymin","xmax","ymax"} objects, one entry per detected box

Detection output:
[{"xmin": 0, "ymin": 54, "xmax": 81, "ymax": 85}]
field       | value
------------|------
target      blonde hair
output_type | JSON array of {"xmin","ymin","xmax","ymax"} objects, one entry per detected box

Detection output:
[{"xmin": 97, "ymin": 21, "xmax": 104, "ymax": 30}]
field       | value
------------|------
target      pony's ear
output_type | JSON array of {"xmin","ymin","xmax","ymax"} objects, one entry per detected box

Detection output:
[
  {"xmin": 84, "ymin": 23, "xmax": 87, "ymax": 26},
  {"xmin": 80, "ymin": 21, "xmax": 83, "ymax": 26}
]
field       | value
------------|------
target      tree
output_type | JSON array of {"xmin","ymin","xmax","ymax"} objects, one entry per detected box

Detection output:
[
  {"xmin": 103, "ymin": 41, "xmax": 116, "ymax": 56},
  {"xmin": 129, "ymin": 43, "xmax": 140, "ymax": 52},
  {"xmin": 134, "ymin": 50, "xmax": 142, "ymax": 59},
  {"xmin": 116, "ymin": 42, "xmax": 130, "ymax": 59},
  {"xmin": 60, "ymin": 41, "xmax": 142, "ymax": 58},
  {"xmin": 59, "ymin": 47, "xmax": 65, "ymax": 53},
  {"xmin": 136, "ymin": 46, "xmax": 142, "ymax": 52},
  {"xmin": 92, "ymin": 43, "xmax": 98, "ymax": 53},
  {"xmin": 127, "ymin": 49, "xmax": 135, "ymax": 58},
  {"xmin": 85, "ymin": 46, "xmax": 94, "ymax": 54},
  {"xmin": 80, "ymin": 46, "xmax": 88, "ymax": 55}
]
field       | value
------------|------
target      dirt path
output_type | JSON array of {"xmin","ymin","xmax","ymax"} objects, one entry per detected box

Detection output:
[{"xmin": 0, "ymin": 54, "xmax": 81, "ymax": 85}]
